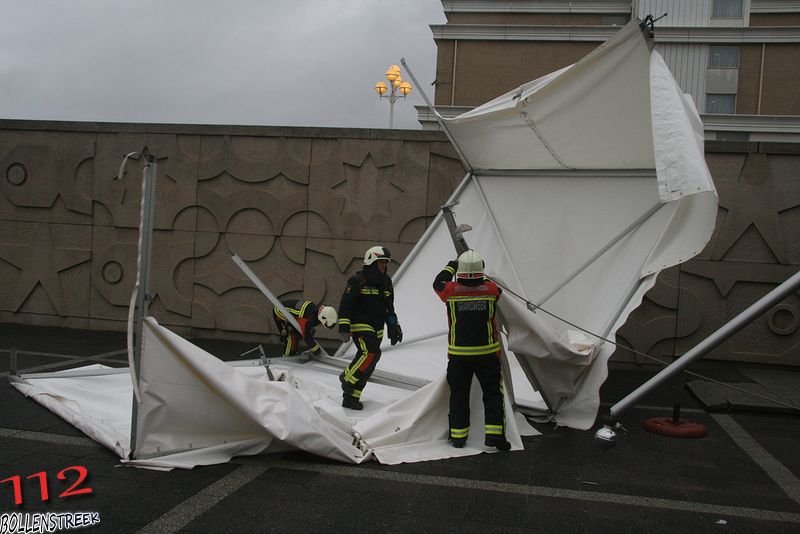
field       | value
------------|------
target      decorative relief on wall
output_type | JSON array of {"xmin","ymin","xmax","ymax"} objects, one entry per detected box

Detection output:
[
  {"xmin": 0, "ymin": 221, "xmax": 91, "ymax": 317},
  {"xmin": 626, "ymin": 150, "xmax": 800, "ymax": 365},
  {"xmin": 93, "ymin": 134, "xmax": 205, "ymax": 231},
  {"xmin": 195, "ymin": 135, "xmax": 311, "ymax": 185},
  {"xmin": 192, "ymin": 234, "xmax": 306, "ymax": 335},
  {"xmin": 0, "ymin": 132, "xmax": 94, "ymax": 224},
  {"xmin": 710, "ymin": 152, "xmax": 800, "ymax": 264},
  {"xmin": 1, "ymin": 128, "xmax": 450, "ymax": 340},
  {"xmin": 308, "ymin": 139, "xmax": 431, "ymax": 242},
  {"xmin": 4, "ymin": 123, "xmax": 794, "ymax": 364},
  {"xmin": 614, "ymin": 269, "xmax": 703, "ymax": 363},
  {"xmin": 334, "ymin": 153, "xmax": 403, "ymax": 225}
]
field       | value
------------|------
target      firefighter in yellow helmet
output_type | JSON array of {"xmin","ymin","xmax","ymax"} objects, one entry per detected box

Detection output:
[
  {"xmin": 433, "ymin": 249, "xmax": 510, "ymax": 450},
  {"xmin": 337, "ymin": 245, "xmax": 402, "ymax": 410}
]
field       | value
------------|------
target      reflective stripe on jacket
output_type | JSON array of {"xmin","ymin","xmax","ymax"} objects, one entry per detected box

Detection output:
[
  {"xmin": 338, "ymin": 270, "xmax": 394, "ymax": 337},
  {"xmin": 433, "ymin": 265, "xmax": 501, "ymax": 357}
]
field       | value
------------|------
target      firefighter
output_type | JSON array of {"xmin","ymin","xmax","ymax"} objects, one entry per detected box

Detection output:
[
  {"xmin": 433, "ymin": 249, "xmax": 511, "ymax": 450},
  {"xmin": 272, "ymin": 300, "xmax": 338, "ymax": 357},
  {"xmin": 337, "ymin": 245, "xmax": 403, "ymax": 410}
]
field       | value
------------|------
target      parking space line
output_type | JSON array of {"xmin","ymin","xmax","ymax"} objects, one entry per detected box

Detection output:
[
  {"xmin": 712, "ymin": 413, "xmax": 800, "ymax": 506},
  {"xmin": 0, "ymin": 427, "xmax": 99, "ymax": 447},
  {"xmin": 135, "ymin": 464, "xmax": 269, "ymax": 534},
  {"xmin": 278, "ymin": 460, "xmax": 800, "ymax": 524}
]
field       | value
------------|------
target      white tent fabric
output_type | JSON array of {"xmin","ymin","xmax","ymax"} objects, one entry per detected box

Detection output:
[
  {"xmin": 10, "ymin": 19, "xmax": 716, "ymax": 466},
  {"xmin": 383, "ymin": 20, "xmax": 716, "ymax": 429},
  {"xmin": 12, "ymin": 318, "xmax": 529, "ymax": 468}
]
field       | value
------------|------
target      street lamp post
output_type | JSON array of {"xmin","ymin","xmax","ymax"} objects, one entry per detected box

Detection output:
[{"xmin": 374, "ymin": 64, "xmax": 412, "ymax": 129}]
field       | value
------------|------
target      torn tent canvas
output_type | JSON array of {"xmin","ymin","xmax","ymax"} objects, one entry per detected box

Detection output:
[
  {"xmin": 382, "ymin": 20, "xmax": 716, "ymax": 429},
  {"xmin": 10, "ymin": 20, "xmax": 716, "ymax": 467}
]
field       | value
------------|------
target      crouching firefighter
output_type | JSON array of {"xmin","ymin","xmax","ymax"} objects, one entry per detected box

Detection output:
[
  {"xmin": 272, "ymin": 300, "xmax": 338, "ymax": 357},
  {"xmin": 433, "ymin": 250, "xmax": 511, "ymax": 451},
  {"xmin": 337, "ymin": 245, "xmax": 403, "ymax": 410}
]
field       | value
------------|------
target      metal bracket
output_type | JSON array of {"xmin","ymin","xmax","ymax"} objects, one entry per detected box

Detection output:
[{"xmin": 441, "ymin": 201, "xmax": 472, "ymax": 256}]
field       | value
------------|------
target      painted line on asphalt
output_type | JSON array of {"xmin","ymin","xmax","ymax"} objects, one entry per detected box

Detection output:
[
  {"xmin": 0, "ymin": 427, "xmax": 99, "ymax": 448},
  {"xmin": 135, "ymin": 464, "xmax": 269, "ymax": 534},
  {"xmin": 278, "ymin": 460, "xmax": 800, "ymax": 524},
  {"xmin": 4, "ymin": 425, "xmax": 798, "ymax": 525},
  {"xmin": 712, "ymin": 413, "xmax": 800, "ymax": 506}
]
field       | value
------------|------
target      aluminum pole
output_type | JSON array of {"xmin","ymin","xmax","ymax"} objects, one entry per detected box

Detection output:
[
  {"xmin": 608, "ymin": 269, "xmax": 800, "ymax": 420},
  {"xmin": 128, "ymin": 151, "xmax": 157, "ymax": 459}
]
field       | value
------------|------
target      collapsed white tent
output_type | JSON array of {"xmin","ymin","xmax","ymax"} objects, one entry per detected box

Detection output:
[
  {"xmin": 9, "ymin": 20, "xmax": 716, "ymax": 468},
  {"xmin": 389, "ymin": 20, "xmax": 716, "ymax": 429}
]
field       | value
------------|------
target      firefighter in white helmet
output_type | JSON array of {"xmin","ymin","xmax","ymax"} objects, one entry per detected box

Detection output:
[
  {"xmin": 337, "ymin": 245, "xmax": 402, "ymax": 410},
  {"xmin": 272, "ymin": 300, "xmax": 338, "ymax": 357},
  {"xmin": 432, "ymin": 249, "xmax": 511, "ymax": 450}
]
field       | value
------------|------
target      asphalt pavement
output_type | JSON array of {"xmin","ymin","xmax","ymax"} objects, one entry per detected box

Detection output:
[{"xmin": 1, "ymin": 322, "xmax": 799, "ymax": 533}]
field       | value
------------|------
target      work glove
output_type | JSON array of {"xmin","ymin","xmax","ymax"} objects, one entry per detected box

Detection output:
[
  {"xmin": 447, "ymin": 260, "xmax": 459, "ymax": 270},
  {"xmin": 389, "ymin": 323, "xmax": 403, "ymax": 345},
  {"xmin": 386, "ymin": 313, "xmax": 402, "ymax": 345}
]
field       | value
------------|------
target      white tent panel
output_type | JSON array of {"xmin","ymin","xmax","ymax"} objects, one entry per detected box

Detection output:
[
  {"xmin": 11, "ymin": 317, "xmax": 528, "ymax": 469},
  {"xmin": 446, "ymin": 22, "xmax": 655, "ymax": 171},
  {"xmin": 10, "ymin": 366, "xmax": 132, "ymax": 458},
  {"xmin": 134, "ymin": 318, "xmax": 368, "ymax": 466},
  {"xmin": 378, "ymin": 178, "xmax": 548, "ymax": 413},
  {"xmin": 402, "ymin": 20, "xmax": 718, "ymax": 429}
]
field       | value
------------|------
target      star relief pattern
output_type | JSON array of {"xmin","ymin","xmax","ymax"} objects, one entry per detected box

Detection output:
[
  {"xmin": 333, "ymin": 153, "xmax": 404, "ymax": 226},
  {"xmin": 711, "ymin": 153, "xmax": 800, "ymax": 264},
  {"xmin": 0, "ymin": 224, "xmax": 90, "ymax": 314}
]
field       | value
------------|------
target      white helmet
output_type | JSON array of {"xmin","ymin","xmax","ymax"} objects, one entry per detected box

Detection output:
[
  {"xmin": 457, "ymin": 249, "xmax": 484, "ymax": 280},
  {"xmin": 363, "ymin": 245, "xmax": 391, "ymax": 266},
  {"xmin": 318, "ymin": 306, "xmax": 338, "ymax": 328}
]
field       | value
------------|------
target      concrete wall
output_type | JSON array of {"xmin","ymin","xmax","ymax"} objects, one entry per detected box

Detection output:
[
  {"xmin": 615, "ymin": 141, "xmax": 800, "ymax": 366},
  {"xmin": 1, "ymin": 121, "xmax": 799, "ymax": 365},
  {"xmin": 0, "ymin": 120, "xmax": 464, "ymax": 343}
]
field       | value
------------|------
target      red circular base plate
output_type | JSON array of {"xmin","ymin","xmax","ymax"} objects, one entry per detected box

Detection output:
[{"xmin": 643, "ymin": 417, "xmax": 708, "ymax": 438}]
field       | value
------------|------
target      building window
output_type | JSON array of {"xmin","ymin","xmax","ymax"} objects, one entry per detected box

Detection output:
[
  {"xmin": 706, "ymin": 94, "xmax": 736, "ymax": 114},
  {"xmin": 712, "ymin": 0, "xmax": 743, "ymax": 18},
  {"xmin": 602, "ymin": 15, "xmax": 629, "ymax": 26},
  {"xmin": 709, "ymin": 46, "xmax": 740, "ymax": 68}
]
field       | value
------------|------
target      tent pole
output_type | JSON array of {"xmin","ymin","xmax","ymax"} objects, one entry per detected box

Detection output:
[
  {"xmin": 599, "ymin": 201, "xmax": 681, "ymax": 340},
  {"xmin": 126, "ymin": 150, "xmax": 158, "ymax": 459},
  {"xmin": 596, "ymin": 269, "xmax": 800, "ymax": 446},
  {"xmin": 400, "ymin": 58, "xmax": 475, "ymax": 175},
  {"xmin": 392, "ymin": 171, "xmax": 475, "ymax": 281},
  {"xmin": 538, "ymin": 202, "xmax": 661, "ymax": 306},
  {"xmin": 469, "ymin": 177, "xmax": 548, "ymax": 410}
]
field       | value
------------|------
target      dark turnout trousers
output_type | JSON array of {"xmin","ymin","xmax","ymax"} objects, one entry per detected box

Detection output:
[{"xmin": 446, "ymin": 353, "xmax": 505, "ymax": 442}]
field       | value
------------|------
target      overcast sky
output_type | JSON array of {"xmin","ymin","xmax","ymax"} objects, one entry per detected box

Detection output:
[{"xmin": 0, "ymin": 0, "xmax": 446, "ymax": 130}]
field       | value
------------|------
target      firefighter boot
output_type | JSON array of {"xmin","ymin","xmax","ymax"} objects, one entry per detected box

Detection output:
[
  {"xmin": 450, "ymin": 437, "xmax": 466, "ymax": 448},
  {"xmin": 485, "ymin": 435, "xmax": 511, "ymax": 451},
  {"xmin": 342, "ymin": 395, "xmax": 363, "ymax": 410}
]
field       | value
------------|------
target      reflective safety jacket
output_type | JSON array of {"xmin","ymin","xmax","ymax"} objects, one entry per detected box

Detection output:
[
  {"xmin": 338, "ymin": 269, "xmax": 395, "ymax": 338},
  {"xmin": 433, "ymin": 262, "xmax": 502, "ymax": 357},
  {"xmin": 274, "ymin": 299, "xmax": 320, "ymax": 348}
]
